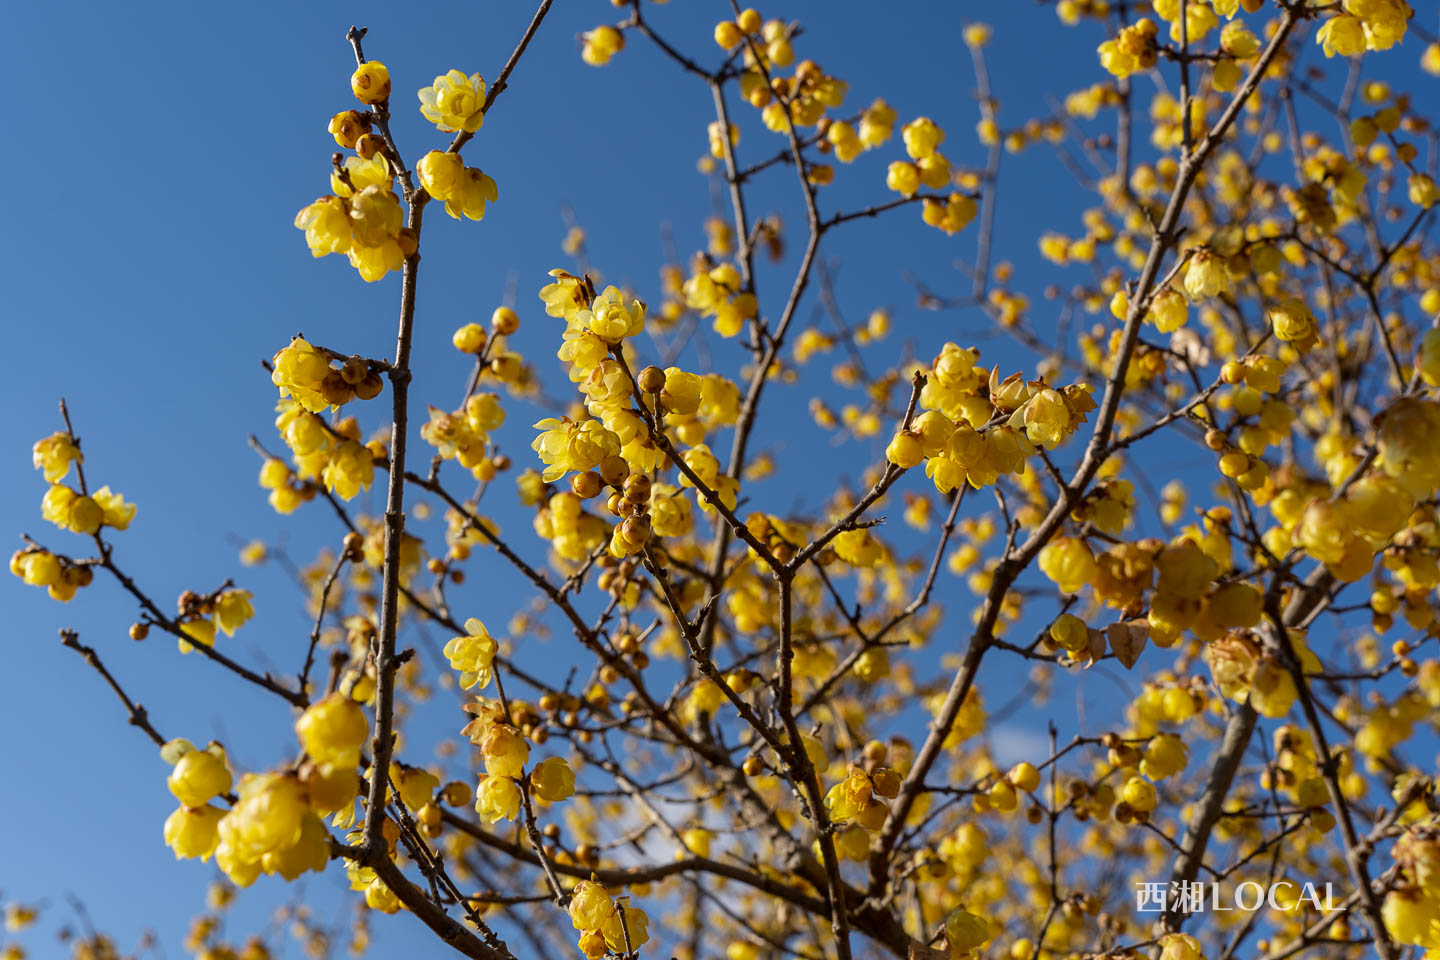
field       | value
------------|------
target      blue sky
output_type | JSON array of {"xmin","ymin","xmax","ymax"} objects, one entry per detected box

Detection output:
[{"xmin": 2, "ymin": 1, "xmax": 1435, "ymax": 957}]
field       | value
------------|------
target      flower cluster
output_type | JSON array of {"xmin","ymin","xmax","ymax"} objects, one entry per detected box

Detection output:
[
  {"xmin": 1097, "ymin": 18, "xmax": 1157, "ymax": 78},
  {"xmin": 14, "ymin": 428, "xmax": 133, "ymax": 604},
  {"xmin": 263, "ymin": 400, "xmax": 379, "ymax": 505},
  {"xmin": 271, "ymin": 336, "xmax": 384, "ymax": 413},
  {"xmin": 300, "ymin": 58, "xmax": 500, "ymax": 280},
  {"xmin": 886, "ymin": 343, "xmax": 1095, "ymax": 492},
  {"xmin": 23, "ymin": 6, "xmax": 1440, "ymax": 960},
  {"xmin": 417, "ymin": 150, "xmax": 498, "ymax": 221},
  {"xmin": 420, "ymin": 393, "xmax": 506, "ymax": 478},
  {"xmin": 295, "ymin": 149, "xmax": 414, "ymax": 281},
  {"xmin": 1316, "ymin": 0, "xmax": 1411, "ymax": 58},
  {"xmin": 567, "ymin": 880, "xmax": 651, "ymax": 959},
  {"xmin": 823, "ymin": 764, "xmax": 902, "ymax": 830}
]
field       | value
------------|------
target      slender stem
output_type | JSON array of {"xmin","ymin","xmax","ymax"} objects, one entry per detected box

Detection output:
[
  {"xmin": 60, "ymin": 629, "xmax": 166, "ymax": 748},
  {"xmin": 361, "ymin": 194, "xmax": 425, "ymax": 853}
]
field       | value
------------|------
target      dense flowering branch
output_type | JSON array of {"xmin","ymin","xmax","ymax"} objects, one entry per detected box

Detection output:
[{"xmin": 13, "ymin": 2, "xmax": 1440, "ymax": 960}]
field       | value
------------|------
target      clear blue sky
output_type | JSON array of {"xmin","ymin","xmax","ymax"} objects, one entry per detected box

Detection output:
[{"xmin": 2, "ymin": 1, "xmax": 1433, "ymax": 957}]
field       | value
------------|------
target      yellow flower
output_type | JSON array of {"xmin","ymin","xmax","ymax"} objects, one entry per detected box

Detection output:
[
  {"xmin": 365, "ymin": 877, "xmax": 402, "ymax": 913},
  {"xmin": 660, "ymin": 367, "xmax": 702, "ymax": 415},
  {"xmin": 827, "ymin": 121, "xmax": 862, "ymax": 162},
  {"xmin": 418, "ymin": 70, "xmax": 486, "ymax": 133},
  {"xmin": 825, "ymin": 768, "xmax": 874, "ymax": 823},
  {"xmin": 539, "ymin": 269, "xmax": 589, "ymax": 323},
  {"xmin": 331, "ymin": 153, "xmax": 391, "ymax": 198},
  {"xmin": 1212, "ymin": 59, "xmax": 1242, "ymax": 92},
  {"xmin": 41, "ymin": 483, "xmax": 103, "ymax": 536},
  {"xmin": 1381, "ymin": 889, "xmax": 1436, "ymax": 948},
  {"xmin": 481, "ymin": 723, "xmax": 530, "ymax": 778},
  {"xmin": 923, "ymin": 192, "xmax": 979, "ymax": 235},
  {"xmin": 577, "ymin": 931, "xmax": 607, "ymax": 959},
  {"xmin": 1379, "ymin": 397, "xmax": 1440, "ymax": 497},
  {"xmin": 1158, "ymin": 933, "xmax": 1204, "ymax": 960},
  {"xmin": 886, "ymin": 430, "xmax": 925, "ymax": 469},
  {"xmin": 323, "ymin": 440, "xmax": 376, "ymax": 500},
  {"xmin": 296, "ymin": 693, "xmax": 369, "ymax": 767},
  {"xmin": 833, "ymin": 528, "xmax": 883, "ymax": 566},
  {"xmin": 1318, "ymin": 14, "xmax": 1367, "ymax": 57},
  {"xmin": 91, "ymin": 485, "xmax": 136, "ymax": 531},
  {"xmin": 568, "ymin": 880, "xmax": 616, "ymax": 931},
  {"xmin": 452, "ymin": 321, "xmax": 487, "ymax": 355},
  {"xmin": 32, "ymin": 432, "xmax": 81, "ymax": 483},
  {"xmin": 4, "ymin": 906, "xmax": 36, "ymax": 934},
  {"xmin": 1182, "ymin": 249, "xmax": 1229, "ymax": 301},
  {"xmin": 1140, "ymin": 734, "xmax": 1189, "ymax": 780},
  {"xmin": 1221, "ymin": 21, "xmax": 1260, "ymax": 58},
  {"xmin": 1249, "ymin": 657, "xmax": 1297, "ymax": 718},
  {"xmin": 304, "ymin": 762, "xmax": 358, "ymax": 815},
  {"xmin": 530, "ymin": 756, "xmax": 576, "ymax": 802},
  {"xmin": 945, "ymin": 908, "xmax": 991, "ymax": 956},
  {"xmin": 214, "ymin": 589, "xmax": 254, "ymax": 637},
  {"xmin": 1293, "ymin": 499, "xmax": 1353, "ymax": 566},
  {"xmin": 532, "ymin": 417, "xmax": 622, "ymax": 482},
  {"xmin": 261, "ymin": 811, "xmax": 328, "ymax": 881},
  {"xmin": 13, "ymin": 549, "xmax": 62, "ymax": 589},
  {"xmin": 1409, "ymin": 173, "xmax": 1439, "ymax": 209},
  {"xmin": 650, "ymin": 484, "xmax": 693, "ymax": 538},
  {"xmin": 581, "ymin": 285, "xmax": 646, "ymax": 343},
  {"xmin": 915, "ymin": 156, "xmax": 947, "ymax": 191},
  {"xmin": 1098, "ymin": 19, "xmax": 1158, "ymax": 78},
  {"xmin": 220, "ymin": 772, "xmax": 308, "ymax": 864},
  {"xmin": 347, "ymin": 235, "xmax": 405, "ymax": 281},
  {"xmin": 396, "ymin": 766, "xmax": 440, "ymax": 809},
  {"xmin": 901, "ymin": 117, "xmax": 944, "ymax": 160},
  {"xmin": 1038, "ymin": 537, "xmax": 1097, "ymax": 595},
  {"xmin": 1010, "ymin": 386, "xmax": 1071, "ymax": 449},
  {"xmin": 886, "ymin": 161, "xmax": 920, "ymax": 197},
  {"xmin": 294, "ymin": 195, "xmax": 352, "ymax": 258},
  {"xmin": 164, "ymin": 804, "xmax": 224, "ymax": 861},
  {"xmin": 271, "ymin": 336, "xmax": 334, "ymax": 414},
  {"xmin": 1154, "ymin": 0, "xmax": 1217, "ymax": 41},
  {"xmin": 177, "ymin": 617, "xmax": 216, "ymax": 655},
  {"xmin": 349, "ymin": 184, "xmax": 402, "ymax": 247},
  {"xmin": 418, "ymin": 150, "xmax": 465, "ymax": 202},
  {"xmin": 1049, "ymin": 614, "xmax": 1090, "ymax": 654},
  {"xmin": 1147, "ymin": 287, "xmax": 1188, "ymax": 332},
  {"xmin": 167, "ymin": 741, "xmax": 233, "ymax": 807},
  {"xmin": 1425, "ymin": 42, "xmax": 1440, "ymax": 75},
  {"xmin": 444, "ymin": 166, "xmax": 498, "ymax": 221},
  {"xmin": 1345, "ymin": 475, "xmax": 1412, "ymax": 547},
  {"xmin": 601, "ymin": 899, "xmax": 650, "ymax": 953},
  {"xmin": 350, "ymin": 61, "xmax": 390, "ymax": 104},
  {"xmin": 1346, "ymin": 0, "xmax": 1410, "ymax": 51},
  {"xmin": 581, "ymin": 25, "xmax": 625, "ymax": 66},
  {"xmin": 1209, "ymin": 581, "xmax": 1262, "ymax": 629},
  {"xmin": 1120, "ymin": 775, "xmax": 1157, "ymax": 813},
  {"xmin": 859, "ymin": 98, "xmax": 897, "ymax": 148},
  {"xmin": 1267, "ymin": 296, "xmax": 1315, "ymax": 342},
  {"xmin": 475, "ymin": 774, "xmax": 521, "ymax": 823},
  {"xmin": 1417, "ymin": 328, "xmax": 1440, "ymax": 387},
  {"xmin": 442, "ymin": 617, "xmax": 498, "ymax": 689}
]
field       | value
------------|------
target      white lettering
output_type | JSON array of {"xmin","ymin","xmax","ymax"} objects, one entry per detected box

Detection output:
[
  {"xmin": 1210, "ymin": 883, "xmax": 1232, "ymax": 912},
  {"xmin": 1235, "ymin": 881, "xmax": 1264, "ymax": 911},
  {"xmin": 1267, "ymin": 880, "xmax": 1294, "ymax": 910}
]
